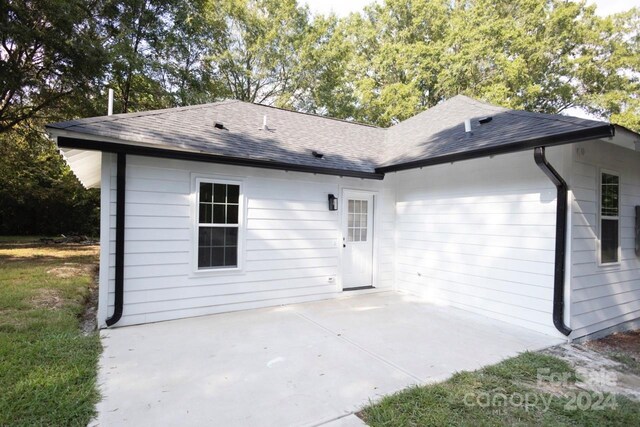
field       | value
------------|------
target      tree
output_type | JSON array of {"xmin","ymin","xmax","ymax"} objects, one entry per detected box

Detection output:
[
  {"xmin": 331, "ymin": 0, "xmax": 640, "ymax": 129},
  {"xmin": 101, "ymin": 0, "xmax": 178, "ymax": 113},
  {"xmin": 0, "ymin": 0, "xmax": 107, "ymax": 132},
  {"xmin": 206, "ymin": 0, "xmax": 311, "ymax": 104},
  {"xmin": 0, "ymin": 121, "xmax": 99, "ymax": 235}
]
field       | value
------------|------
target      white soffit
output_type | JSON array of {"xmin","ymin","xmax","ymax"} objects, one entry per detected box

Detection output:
[
  {"xmin": 600, "ymin": 126, "xmax": 640, "ymax": 151},
  {"xmin": 60, "ymin": 148, "xmax": 102, "ymax": 188}
]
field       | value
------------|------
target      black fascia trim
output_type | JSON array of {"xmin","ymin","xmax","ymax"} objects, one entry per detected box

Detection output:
[
  {"xmin": 343, "ymin": 285, "xmax": 375, "ymax": 291},
  {"xmin": 56, "ymin": 136, "xmax": 385, "ymax": 180},
  {"xmin": 375, "ymin": 125, "xmax": 615, "ymax": 173},
  {"xmin": 534, "ymin": 147, "xmax": 571, "ymax": 337},
  {"xmin": 105, "ymin": 152, "xmax": 126, "ymax": 327}
]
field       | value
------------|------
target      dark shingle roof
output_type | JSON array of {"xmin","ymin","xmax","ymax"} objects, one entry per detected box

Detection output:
[
  {"xmin": 47, "ymin": 95, "xmax": 613, "ymax": 176},
  {"xmin": 380, "ymin": 95, "xmax": 611, "ymax": 169}
]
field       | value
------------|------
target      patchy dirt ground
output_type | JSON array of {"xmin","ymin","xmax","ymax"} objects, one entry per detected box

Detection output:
[
  {"xmin": 47, "ymin": 263, "xmax": 95, "ymax": 278},
  {"xmin": 543, "ymin": 330, "xmax": 640, "ymax": 401},
  {"xmin": 31, "ymin": 288, "xmax": 65, "ymax": 310},
  {"xmin": 80, "ymin": 272, "xmax": 99, "ymax": 334}
]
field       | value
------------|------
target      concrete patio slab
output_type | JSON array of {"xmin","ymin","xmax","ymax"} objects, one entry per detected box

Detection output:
[{"xmin": 93, "ymin": 291, "xmax": 564, "ymax": 426}]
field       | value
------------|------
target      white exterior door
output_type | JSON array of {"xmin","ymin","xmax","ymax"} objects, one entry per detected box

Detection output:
[{"xmin": 342, "ymin": 191, "xmax": 374, "ymax": 289}]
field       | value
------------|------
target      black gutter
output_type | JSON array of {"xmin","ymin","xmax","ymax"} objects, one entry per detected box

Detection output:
[
  {"xmin": 105, "ymin": 152, "xmax": 126, "ymax": 327},
  {"xmin": 376, "ymin": 125, "xmax": 614, "ymax": 173},
  {"xmin": 534, "ymin": 147, "xmax": 571, "ymax": 336},
  {"xmin": 56, "ymin": 136, "xmax": 384, "ymax": 180}
]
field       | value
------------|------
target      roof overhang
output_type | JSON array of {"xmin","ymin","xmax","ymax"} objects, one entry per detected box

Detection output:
[
  {"xmin": 59, "ymin": 148, "xmax": 102, "ymax": 188},
  {"xmin": 375, "ymin": 124, "xmax": 615, "ymax": 174},
  {"xmin": 602, "ymin": 125, "xmax": 640, "ymax": 151},
  {"xmin": 47, "ymin": 129, "xmax": 385, "ymax": 181}
]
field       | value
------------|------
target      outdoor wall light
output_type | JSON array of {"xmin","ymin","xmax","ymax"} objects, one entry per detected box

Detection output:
[{"xmin": 328, "ymin": 194, "xmax": 338, "ymax": 211}]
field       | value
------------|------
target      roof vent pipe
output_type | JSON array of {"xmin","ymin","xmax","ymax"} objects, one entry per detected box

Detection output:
[
  {"xmin": 464, "ymin": 119, "xmax": 472, "ymax": 133},
  {"xmin": 263, "ymin": 115, "xmax": 268, "ymax": 130},
  {"xmin": 108, "ymin": 88, "xmax": 114, "ymax": 116}
]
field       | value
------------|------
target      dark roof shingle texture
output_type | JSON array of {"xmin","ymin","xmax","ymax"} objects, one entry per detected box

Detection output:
[{"xmin": 47, "ymin": 95, "xmax": 611, "ymax": 174}]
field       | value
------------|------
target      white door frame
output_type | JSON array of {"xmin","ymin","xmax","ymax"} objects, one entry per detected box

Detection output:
[{"xmin": 339, "ymin": 187, "xmax": 379, "ymax": 291}]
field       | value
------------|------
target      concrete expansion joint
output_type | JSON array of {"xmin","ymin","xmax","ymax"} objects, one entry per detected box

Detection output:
[{"xmin": 293, "ymin": 311, "xmax": 425, "ymax": 383}]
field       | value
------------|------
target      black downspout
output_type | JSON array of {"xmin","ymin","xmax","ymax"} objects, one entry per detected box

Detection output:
[
  {"xmin": 534, "ymin": 147, "xmax": 572, "ymax": 336},
  {"xmin": 106, "ymin": 153, "xmax": 126, "ymax": 326}
]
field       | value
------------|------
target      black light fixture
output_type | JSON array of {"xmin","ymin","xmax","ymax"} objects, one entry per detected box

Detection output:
[{"xmin": 328, "ymin": 194, "xmax": 338, "ymax": 211}]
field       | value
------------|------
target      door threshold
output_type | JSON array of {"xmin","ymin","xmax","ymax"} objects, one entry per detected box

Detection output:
[{"xmin": 343, "ymin": 286, "xmax": 375, "ymax": 291}]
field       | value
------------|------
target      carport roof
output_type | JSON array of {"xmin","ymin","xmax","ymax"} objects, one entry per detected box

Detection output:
[{"xmin": 47, "ymin": 95, "xmax": 615, "ymax": 180}]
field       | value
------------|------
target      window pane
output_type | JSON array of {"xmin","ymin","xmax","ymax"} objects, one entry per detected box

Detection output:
[
  {"xmin": 198, "ymin": 247, "xmax": 211, "ymax": 268},
  {"xmin": 361, "ymin": 228, "xmax": 367, "ymax": 241},
  {"xmin": 361, "ymin": 213, "xmax": 367, "ymax": 227},
  {"xmin": 200, "ymin": 183, "xmax": 213, "ymax": 203},
  {"xmin": 213, "ymin": 204, "xmax": 225, "ymax": 224},
  {"xmin": 199, "ymin": 227, "xmax": 212, "ymax": 246},
  {"xmin": 225, "ymin": 227, "xmax": 238, "ymax": 245},
  {"xmin": 224, "ymin": 247, "xmax": 238, "ymax": 266},
  {"xmin": 362, "ymin": 201, "xmax": 368, "ymax": 213},
  {"xmin": 214, "ymin": 183, "xmax": 226, "ymax": 203},
  {"xmin": 348, "ymin": 199, "xmax": 354, "ymax": 213},
  {"xmin": 227, "ymin": 205, "xmax": 239, "ymax": 224},
  {"xmin": 227, "ymin": 185, "xmax": 240, "ymax": 204},
  {"xmin": 601, "ymin": 173, "xmax": 619, "ymax": 217},
  {"xmin": 354, "ymin": 215, "xmax": 360, "ymax": 227},
  {"xmin": 348, "ymin": 228, "xmax": 354, "ymax": 242},
  {"xmin": 601, "ymin": 219, "xmax": 619, "ymax": 263},
  {"xmin": 199, "ymin": 203, "xmax": 212, "ymax": 224},
  {"xmin": 211, "ymin": 247, "xmax": 224, "ymax": 267},
  {"xmin": 211, "ymin": 228, "xmax": 225, "ymax": 246}
]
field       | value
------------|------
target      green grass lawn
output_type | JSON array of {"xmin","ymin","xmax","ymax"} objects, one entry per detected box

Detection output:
[
  {"xmin": 360, "ymin": 352, "xmax": 640, "ymax": 426},
  {"xmin": 0, "ymin": 240, "xmax": 102, "ymax": 426}
]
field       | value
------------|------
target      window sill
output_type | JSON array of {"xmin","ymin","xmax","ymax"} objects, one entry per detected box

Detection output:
[
  {"xmin": 189, "ymin": 267, "xmax": 245, "ymax": 278},
  {"xmin": 597, "ymin": 262, "xmax": 621, "ymax": 269}
]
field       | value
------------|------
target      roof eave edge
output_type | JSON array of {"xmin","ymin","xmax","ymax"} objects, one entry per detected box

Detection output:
[
  {"xmin": 375, "ymin": 124, "xmax": 615, "ymax": 174},
  {"xmin": 56, "ymin": 136, "xmax": 385, "ymax": 180}
]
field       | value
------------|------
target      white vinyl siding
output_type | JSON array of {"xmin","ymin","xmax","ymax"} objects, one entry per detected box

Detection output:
[
  {"xmin": 101, "ymin": 155, "xmax": 392, "ymax": 327},
  {"xmin": 569, "ymin": 140, "xmax": 640, "ymax": 338},
  {"xmin": 391, "ymin": 149, "xmax": 565, "ymax": 336}
]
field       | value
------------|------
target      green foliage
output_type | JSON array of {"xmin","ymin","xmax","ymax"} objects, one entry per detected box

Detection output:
[
  {"xmin": 360, "ymin": 351, "xmax": 640, "ymax": 427},
  {"xmin": 0, "ymin": 0, "xmax": 107, "ymax": 132},
  {"xmin": 0, "ymin": 243, "xmax": 101, "ymax": 426},
  {"xmin": 206, "ymin": 0, "xmax": 312, "ymax": 104},
  {"xmin": 0, "ymin": 123, "xmax": 99, "ymax": 236},
  {"xmin": 336, "ymin": 0, "xmax": 640, "ymax": 128}
]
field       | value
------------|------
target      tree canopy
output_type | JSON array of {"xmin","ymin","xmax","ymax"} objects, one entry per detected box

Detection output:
[{"xmin": 0, "ymin": 0, "xmax": 639, "ymax": 234}]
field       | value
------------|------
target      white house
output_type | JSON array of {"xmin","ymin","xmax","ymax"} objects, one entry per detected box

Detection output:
[{"xmin": 46, "ymin": 95, "xmax": 640, "ymax": 340}]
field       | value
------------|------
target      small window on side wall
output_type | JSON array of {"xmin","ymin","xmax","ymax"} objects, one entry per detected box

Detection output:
[
  {"xmin": 197, "ymin": 181, "xmax": 240, "ymax": 269},
  {"xmin": 600, "ymin": 172, "xmax": 619, "ymax": 264}
]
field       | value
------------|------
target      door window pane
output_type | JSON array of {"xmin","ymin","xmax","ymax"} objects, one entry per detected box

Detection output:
[{"xmin": 347, "ymin": 199, "xmax": 369, "ymax": 242}]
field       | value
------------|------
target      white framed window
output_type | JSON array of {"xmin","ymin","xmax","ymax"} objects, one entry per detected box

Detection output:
[
  {"xmin": 599, "ymin": 170, "xmax": 620, "ymax": 265},
  {"xmin": 195, "ymin": 177, "xmax": 243, "ymax": 271}
]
